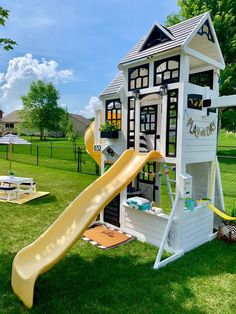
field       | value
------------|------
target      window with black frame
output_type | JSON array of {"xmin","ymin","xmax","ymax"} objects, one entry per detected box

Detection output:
[
  {"xmin": 166, "ymin": 90, "xmax": 178, "ymax": 157},
  {"xmin": 127, "ymin": 98, "xmax": 135, "ymax": 148},
  {"xmin": 189, "ymin": 70, "xmax": 214, "ymax": 90},
  {"xmin": 154, "ymin": 56, "xmax": 180, "ymax": 86},
  {"xmin": 140, "ymin": 105, "xmax": 157, "ymax": 134},
  {"xmin": 106, "ymin": 99, "xmax": 122, "ymax": 130},
  {"xmin": 128, "ymin": 64, "xmax": 149, "ymax": 91}
]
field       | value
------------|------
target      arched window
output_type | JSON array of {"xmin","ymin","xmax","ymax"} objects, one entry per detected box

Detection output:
[
  {"xmin": 128, "ymin": 64, "xmax": 149, "ymax": 91},
  {"xmin": 106, "ymin": 99, "xmax": 122, "ymax": 129},
  {"xmin": 154, "ymin": 56, "xmax": 180, "ymax": 86}
]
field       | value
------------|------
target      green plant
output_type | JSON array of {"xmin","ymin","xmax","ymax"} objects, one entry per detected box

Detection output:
[
  {"xmin": 99, "ymin": 121, "xmax": 119, "ymax": 132},
  {"xmin": 8, "ymin": 169, "xmax": 15, "ymax": 176},
  {"xmin": 231, "ymin": 206, "xmax": 236, "ymax": 218}
]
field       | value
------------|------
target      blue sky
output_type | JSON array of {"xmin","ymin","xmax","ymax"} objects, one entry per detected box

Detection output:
[{"xmin": 0, "ymin": 0, "xmax": 179, "ymax": 116}]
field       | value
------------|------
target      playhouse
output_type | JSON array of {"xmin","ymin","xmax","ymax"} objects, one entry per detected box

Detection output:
[
  {"xmin": 91, "ymin": 12, "xmax": 236, "ymax": 267},
  {"xmin": 11, "ymin": 12, "xmax": 236, "ymax": 308}
]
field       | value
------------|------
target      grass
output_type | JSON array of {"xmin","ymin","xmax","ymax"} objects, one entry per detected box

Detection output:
[{"xmin": 0, "ymin": 160, "xmax": 236, "ymax": 313}]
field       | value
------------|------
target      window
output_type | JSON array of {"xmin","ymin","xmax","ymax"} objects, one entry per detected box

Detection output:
[
  {"xmin": 166, "ymin": 90, "xmax": 178, "ymax": 157},
  {"xmin": 197, "ymin": 20, "xmax": 214, "ymax": 43},
  {"xmin": 140, "ymin": 105, "xmax": 157, "ymax": 134},
  {"xmin": 5, "ymin": 123, "xmax": 14, "ymax": 128},
  {"xmin": 106, "ymin": 99, "xmax": 122, "ymax": 130},
  {"xmin": 127, "ymin": 98, "xmax": 135, "ymax": 148},
  {"xmin": 128, "ymin": 64, "xmax": 149, "ymax": 91},
  {"xmin": 189, "ymin": 70, "xmax": 214, "ymax": 90},
  {"xmin": 154, "ymin": 56, "xmax": 180, "ymax": 86},
  {"xmin": 141, "ymin": 25, "xmax": 171, "ymax": 51}
]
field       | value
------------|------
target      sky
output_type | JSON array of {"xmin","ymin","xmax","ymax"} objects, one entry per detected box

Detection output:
[{"xmin": 0, "ymin": 0, "xmax": 179, "ymax": 117}]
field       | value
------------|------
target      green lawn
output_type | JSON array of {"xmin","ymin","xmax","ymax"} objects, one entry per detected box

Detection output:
[{"xmin": 0, "ymin": 160, "xmax": 236, "ymax": 313}]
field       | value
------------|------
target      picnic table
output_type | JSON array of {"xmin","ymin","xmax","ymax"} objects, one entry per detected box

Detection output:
[{"xmin": 0, "ymin": 176, "xmax": 34, "ymax": 201}]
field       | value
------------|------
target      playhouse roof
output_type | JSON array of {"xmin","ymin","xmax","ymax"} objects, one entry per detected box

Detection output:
[
  {"xmin": 100, "ymin": 71, "xmax": 124, "ymax": 96},
  {"xmin": 119, "ymin": 13, "xmax": 206, "ymax": 65}
]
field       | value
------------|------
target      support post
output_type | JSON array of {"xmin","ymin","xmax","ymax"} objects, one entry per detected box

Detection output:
[{"xmin": 154, "ymin": 194, "xmax": 179, "ymax": 269}]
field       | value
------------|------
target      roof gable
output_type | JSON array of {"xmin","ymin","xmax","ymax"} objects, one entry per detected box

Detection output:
[
  {"xmin": 183, "ymin": 13, "xmax": 225, "ymax": 68},
  {"xmin": 140, "ymin": 23, "xmax": 174, "ymax": 51},
  {"xmin": 119, "ymin": 13, "xmax": 206, "ymax": 66}
]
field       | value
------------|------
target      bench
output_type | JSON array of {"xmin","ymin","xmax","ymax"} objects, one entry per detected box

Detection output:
[
  {"xmin": 0, "ymin": 186, "xmax": 17, "ymax": 201},
  {"xmin": 19, "ymin": 181, "xmax": 37, "ymax": 193}
]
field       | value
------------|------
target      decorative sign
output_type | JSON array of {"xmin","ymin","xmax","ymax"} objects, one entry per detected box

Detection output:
[
  {"xmin": 186, "ymin": 117, "xmax": 216, "ymax": 138},
  {"xmin": 93, "ymin": 144, "xmax": 101, "ymax": 152},
  {"xmin": 188, "ymin": 94, "xmax": 203, "ymax": 110}
]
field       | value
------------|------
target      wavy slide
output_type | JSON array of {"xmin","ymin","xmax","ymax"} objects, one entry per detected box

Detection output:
[
  {"xmin": 208, "ymin": 204, "xmax": 236, "ymax": 221},
  {"xmin": 12, "ymin": 139, "xmax": 161, "ymax": 307}
]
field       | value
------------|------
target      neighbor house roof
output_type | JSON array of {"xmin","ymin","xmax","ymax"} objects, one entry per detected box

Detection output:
[
  {"xmin": 69, "ymin": 113, "xmax": 91, "ymax": 126},
  {"xmin": 0, "ymin": 110, "xmax": 21, "ymax": 123},
  {"xmin": 119, "ymin": 13, "xmax": 206, "ymax": 65},
  {"xmin": 100, "ymin": 72, "xmax": 124, "ymax": 97}
]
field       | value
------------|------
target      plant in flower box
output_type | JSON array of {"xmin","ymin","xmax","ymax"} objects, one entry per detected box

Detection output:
[{"xmin": 100, "ymin": 121, "xmax": 119, "ymax": 138}]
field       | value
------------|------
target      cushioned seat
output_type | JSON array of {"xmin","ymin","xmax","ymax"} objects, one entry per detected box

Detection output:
[{"xmin": 0, "ymin": 186, "xmax": 17, "ymax": 201}]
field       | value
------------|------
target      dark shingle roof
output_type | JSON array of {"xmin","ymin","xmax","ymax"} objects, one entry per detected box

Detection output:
[
  {"xmin": 119, "ymin": 13, "xmax": 206, "ymax": 65},
  {"xmin": 100, "ymin": 72, "xmax": 124, "ymax": 96}
]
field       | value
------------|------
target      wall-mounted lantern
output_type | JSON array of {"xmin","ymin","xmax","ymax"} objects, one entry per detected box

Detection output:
[
  {"xmin": 158, "ymin": 84, "xmax": 168, "ymax": 96},
  {"xmin": 132, "ymin": 89, "xmax": 140, "ymax": 99}
]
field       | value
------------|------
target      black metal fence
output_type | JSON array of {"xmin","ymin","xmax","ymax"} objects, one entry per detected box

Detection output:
[{"xmin": 0, "ymin": 144, "xmax": 100, "ymax": 175}]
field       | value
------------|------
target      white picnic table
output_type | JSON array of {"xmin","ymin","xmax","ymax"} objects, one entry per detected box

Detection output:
[{"xmin": 0, "ymin": 176, "xmax": 34, "ymax": 200}]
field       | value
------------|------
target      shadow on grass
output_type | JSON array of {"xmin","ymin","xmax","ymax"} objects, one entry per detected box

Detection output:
[
  {"xmin": 26, "ymin": 194, "xmax": 57, "ymax": 206},
  {"xmin": 1, "ymin": 239, "xmax": 236, "ymax": 314}
]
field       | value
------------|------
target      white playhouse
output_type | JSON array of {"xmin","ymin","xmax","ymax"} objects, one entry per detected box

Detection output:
[{"xmin": 91, "ymin": 12, "xmax": 236, "ymax": 268}]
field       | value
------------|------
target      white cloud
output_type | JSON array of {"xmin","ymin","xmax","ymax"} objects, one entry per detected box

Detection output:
[
  {"xmin": 79, "ymin": 96, "xmax": 102, "ymax": 118},
  {"xmin": 0, "ymin": 53, "xmax": 73, "ymax": 114}
]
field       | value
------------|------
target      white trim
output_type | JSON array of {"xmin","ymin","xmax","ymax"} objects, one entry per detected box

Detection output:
[
  {"xmin": 210, "ymin": 94, "xmax": 236, "ymax": 108},
  {"xmin": 183, "ymin": 12, "xmax": 209, "ymax": 48},
  {"xmin": 183, "ymin": 46, "xmax": 225, "ymax": 70},
  {"xmin": 154, "ymin": 250, "xmax": 184, "ymax": 269}
]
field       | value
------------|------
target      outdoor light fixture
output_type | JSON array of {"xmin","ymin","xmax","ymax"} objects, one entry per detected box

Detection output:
[
  {"xmin": 158, "ymin": 84, "xmax": 168, "ymax": 96},
  {"xmin": 132, "ymin": 89, "xmax": 140, "ymax": 99}
]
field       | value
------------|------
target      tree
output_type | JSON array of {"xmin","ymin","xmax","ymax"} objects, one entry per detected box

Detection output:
[
  {"xmin": 21, "ymin": 80, "xmax": 66, "ymax": 140},
  {"xmin": 0, "ymin": 6, "xmax": 16, "ymax": 51},
  {"xmin": 165, "ymin": 0, "xmax": 236, "ymax": 96},
  {"xmin": 66, "ymin": 121, "xmax": 80, "ymax": 145},
  {"xmin": 221, "ymin": 108, "xmax": 236, "ymax": 132}
]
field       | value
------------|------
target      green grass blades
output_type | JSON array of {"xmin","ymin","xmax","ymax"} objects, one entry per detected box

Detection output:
[{"xmin": 0, "ymin": 159, "xmax": 236, "ymax": 313}]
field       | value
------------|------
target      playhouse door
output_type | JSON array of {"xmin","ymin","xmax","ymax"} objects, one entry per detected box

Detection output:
[{"xmin": 104, "ymin": 194, "xmax": 120, "ymax": 227}]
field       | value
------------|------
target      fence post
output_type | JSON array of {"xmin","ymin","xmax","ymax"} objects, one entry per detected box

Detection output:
[
  {"xmin": 95, "ymin": 163, "xmax": 99, "ymax": 176},
  {"xmin": 77, "ymin": 147, "xmax": 81, "ymax": 172},
  {"xmin": 74, "ymin": 142, "xmax": 77, "ymax": 161},
  {"xmin": 6, "ymin": 144, "xmax": 8, "ymax": 160},
  {"xmin": 51, "ymin": 141, "xmax": 53, "ymax": 158},
  {"xmin": 36, "ymin": 145, "xmax": 39, "ymax": 166}
]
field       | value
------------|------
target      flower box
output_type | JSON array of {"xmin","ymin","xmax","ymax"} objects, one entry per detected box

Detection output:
[{"xmin": 101, "ymin": 130, "xmax": 119, "ymax": 138}]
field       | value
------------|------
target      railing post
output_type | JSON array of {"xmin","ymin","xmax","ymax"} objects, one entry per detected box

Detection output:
[{"xmin": 36, "ymin": 145, "xmax": 39, "ymax": 166}]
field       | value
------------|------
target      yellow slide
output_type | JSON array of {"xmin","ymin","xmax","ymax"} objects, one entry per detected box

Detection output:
[
  {"xmin": 208, "ymin": 204, "xmax": 236, "ymax": 221},
  {"xmin": 84, "ymin": 121, "xmax": 101, "ymax": 166},
  {"xmin": 12, "ymin": 149, "xmax": 161, "ymax": 308}
]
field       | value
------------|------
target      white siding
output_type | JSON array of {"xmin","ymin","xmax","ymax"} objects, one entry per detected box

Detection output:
[
  {"xmin": 123, "ymin": 205, "xmax": 169, "ymax": 247},
  {"xmin": 180, "ymin": 204, "xmax": 213, "ymax": 252}
]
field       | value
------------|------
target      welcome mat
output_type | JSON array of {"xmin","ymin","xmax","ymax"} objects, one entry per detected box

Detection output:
[
  {"xmin": 0, "ymin": 191, "xmax": 49, "ymax": 204},
  {"xmin": 82, "ymin": 224, "xmax": 135, "ymax": 249}
]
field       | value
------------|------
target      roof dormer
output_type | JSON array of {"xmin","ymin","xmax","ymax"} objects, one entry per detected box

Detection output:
[{"xmin": 140, "ymin": 22, "xmax": 174, "ymax": 51}]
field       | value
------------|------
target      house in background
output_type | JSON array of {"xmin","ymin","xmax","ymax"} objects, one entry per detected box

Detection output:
[
  {"xmin": 69, "ymin": 113, "xmax": 91, "ymax": 135},
  {"xmin": 0, "ymin": 110, "xmax": 20, "ymax": 135},
  {"xmin": 0, "ymin": 110, "xmax": 91, "ymax": 136}
]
